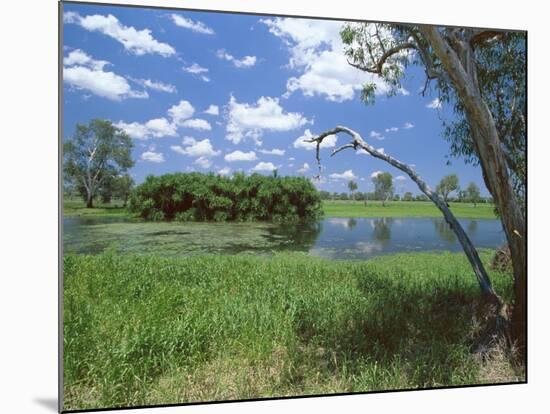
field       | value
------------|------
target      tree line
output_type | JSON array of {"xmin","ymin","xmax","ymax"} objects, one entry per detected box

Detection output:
[{"xmin": 326, "ymin": 173, "xmax": 486, "ymax": 205}]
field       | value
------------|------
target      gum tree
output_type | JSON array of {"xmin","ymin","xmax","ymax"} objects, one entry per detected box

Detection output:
[
  {"xmin": 311, "ymin": 23, "xmax": 526, "ymax": 356},
  {"xmin": 436, "ymin": 174, "xmax": 459, "ymax": 202},
  {"xmin": 64, "ymin": 119, "xmax": 134, "ymax": 208}
]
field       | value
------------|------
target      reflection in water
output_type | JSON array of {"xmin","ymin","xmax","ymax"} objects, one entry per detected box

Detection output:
[
  {"xmin": 372, "ymin": 218, "xmax": 393, "ymax": 244},
  {"xmin": 432, "ymin": 218, "xmax": 456, "ymax": 243},
  {"xmin": 64, "ymin": 216, "xmax": 505, "ymax": 260},
  {"xmin": 468, "ymin": 220, "xmax": 478, "ymax": 234}
]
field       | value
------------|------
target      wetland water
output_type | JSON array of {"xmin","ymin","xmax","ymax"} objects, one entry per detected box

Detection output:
[{"xmin": 63, "ymin": 216, "xmax": 505, "ymax": 260}]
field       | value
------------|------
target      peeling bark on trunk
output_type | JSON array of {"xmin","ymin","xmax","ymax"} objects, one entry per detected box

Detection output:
[
  {"xmin": 420, "ymin": 26, "xmax": 526, "ymax": 357},
  {"xmin": 307, "ymin": 126, "xmax": 502, "ymax": 303}
]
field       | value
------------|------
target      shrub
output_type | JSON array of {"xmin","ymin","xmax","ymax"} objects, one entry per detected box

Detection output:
[{"xmin": 129, "ymin": 172, "xmax": 322, "ymax": 222}]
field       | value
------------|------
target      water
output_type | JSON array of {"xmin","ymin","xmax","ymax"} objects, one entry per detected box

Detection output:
[{"xmin": 63, "ymin": 216, "xmax": 505, "ymax": 260}]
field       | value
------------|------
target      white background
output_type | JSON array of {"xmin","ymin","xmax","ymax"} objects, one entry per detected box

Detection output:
[{"xmin": 0, "ymin": 0, "xmax": 547, "ymax": 412}]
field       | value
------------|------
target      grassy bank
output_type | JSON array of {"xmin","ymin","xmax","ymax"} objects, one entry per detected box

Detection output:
[
  {"xmin": 322, "ymin": 200, "xmax": 497, "ymax": 219},
  {"xmin": 63, "ymin": 198, "xmax": 129, "ymax": 218},
  {"xmin": 63, "ymin": 251, "xmax": 519, "ymax": 411},
  {"xmin": 64, "ymin": 198, "xmax": 497, "ymax": 220}
]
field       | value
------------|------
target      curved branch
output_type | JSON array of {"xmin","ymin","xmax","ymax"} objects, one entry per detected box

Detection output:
[{"xmin": 306, "ymin": 125, "xmax": 501, "ymax": 302}]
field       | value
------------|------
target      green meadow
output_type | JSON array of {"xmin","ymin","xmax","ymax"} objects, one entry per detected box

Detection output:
[
  {"xmin": 322, "ymin": 200, "xmax": 497, "ymax": 219},
  {"xmin": 63, "ymin": 250, "xmax": 520, "ymax": 410}
]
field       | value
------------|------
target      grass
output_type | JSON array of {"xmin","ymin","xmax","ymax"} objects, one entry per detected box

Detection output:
[
  {"xmin": 64, "ymin": 198, "xmax": 497, "ymax": 220},
  {"xmin": 322, "ymin": 200, "xmax": 497, "ymax": 219},
  {"xmin": 63, "ymin": 250, "xmax": 520, "ymax": 411},
  {"xmin": 63, "ymin": 198, "xmax": 128, "ymax": 218}
]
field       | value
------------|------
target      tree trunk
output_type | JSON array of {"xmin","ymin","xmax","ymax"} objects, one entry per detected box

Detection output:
[
  {"xmin": 86, "ymin": 192, "xmax": 94, "ymax": 208},
  {"xmin": 420, "ymin": 27, "xmax": 526, "ymax": 357}
]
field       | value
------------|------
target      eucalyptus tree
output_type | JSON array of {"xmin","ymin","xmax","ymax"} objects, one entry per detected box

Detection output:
[
  {"xmin": 465, "ymin": 182, "xmax": 481, "ymax": 207},
  {"xmin": 64, "ymin": 119, "xmax": 134, "ymax": 208},
  {"xmin": 347, "ymin": 180, "xmax": 358, "ymax": 200},
  {"xmin": 309, "ymin": 23, "xmax": 526, "ymax": 355},
  {"xmin": 372, "ymin": 172, "xmax": 393, "ymax": 205},
  {"xmin": 436, "ymin": 174, "xmax": 460, "ymax": 202}
]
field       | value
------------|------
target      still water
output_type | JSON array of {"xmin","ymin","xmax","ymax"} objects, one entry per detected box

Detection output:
[{"xmin": 63, "ymin": 216, "xmax": 505, "ymax": 260}]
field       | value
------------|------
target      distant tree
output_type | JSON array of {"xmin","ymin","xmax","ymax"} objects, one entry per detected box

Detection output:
[
  {"xmin": 64, "ymin": 119, "xmax": 134, "ymax": 208},
  {"xmin": 339, "ymin": 192, "xmax": 349, "ymax": 200},
  {"xmin": 272, "ymin": 169, "xmax": 279, "ymax": 178},
  {"xmin": 436, "ymin": 174, "xmax": 459, "ymax": 202},
  {"xmin": 403, "ymin": 191, "xmax": 413, "ymax": 202},
  {"xmin": 348, "ymin": 180, "xmax": 358, "ymax": 200},
  {"xmin": 415, "ymin": 194, "xmax": 429, "ymax": 202},
  {"xmin": 393, "ymin": 194, "xmax": 400, "ymax": 201},
  {"xmin": 319, "ymin": 190, "xmax": 331, "ymax": 200},
  {"xmin": 113, "ymin": 174, "xmax": 135, "ymax": 207},
  {"xmin": 372, "ymin": 172, "xmax": 393, "ymax": 206},
  {"xmin": 457, "ymin": 189, "xmax": 467, "ymax": 203},
  {"xmin": 465, "ymin": 182, "xmax": 481, "ymax": 207}
]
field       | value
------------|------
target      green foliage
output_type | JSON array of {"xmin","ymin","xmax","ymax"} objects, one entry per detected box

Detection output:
[
  {"xmin": 64, "ymin": 119, "xmax": 134, "ymax": 208},
  {"xmin": 403, "ymin": 191, "xmax": 413, "ymax": 202},
  {"xmin": 63, "ymin": 251, "xmax": 518, "ymax": 409},
  {"xmin": 128, "ymin": 172, "xmax": 322, "ymax": 222},
  {"xmin": 436, "ymin": 174, "xmax": 460, "ymax": 202},
  {"xmin": 347, "ymin": 180, "xmax": 358, "ymax": 200},
  {"xmin": 372, "ymin": 172, "xmax": 393, "ymax": 204},
  {"xmin": 339, "ymin": 23, "xmax": 525, "ymax": 215},
  {"xmin": 465, "ymin": 182, "xmax": 481, "ymax": 206}
]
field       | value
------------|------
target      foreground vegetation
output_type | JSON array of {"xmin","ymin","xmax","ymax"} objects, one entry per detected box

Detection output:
[
  {"xmin": 63, "ymin": 250, "xmax": 521, "ymax": 410},
  {"xmin": 323, "ymin": 200, "xmax": 497, "ymax": 219}
]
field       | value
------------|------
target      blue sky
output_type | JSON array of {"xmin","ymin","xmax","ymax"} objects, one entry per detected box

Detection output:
[{"xmin": 62, "ymin": 2, "xmax": 489, "ymax": 196}]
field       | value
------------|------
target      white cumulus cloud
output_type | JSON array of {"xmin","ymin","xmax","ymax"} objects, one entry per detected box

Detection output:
[
  {"xmin": 370, "ymin": 130, "xmax": 384, "ymax": 140},
  {"xmin": 216, "ymin": 49, "xmax": 257, "ymax": 68},
  {"xmin": 141, "ymin": 150, "xmax": 165, "ymax": 163},
  {"xmin": 204, "ymin": 105, "xmax": 219, "ymax": 116},
  {"xmin": 297, "ymin": 163, "xmax": 310, "ymax": 174},
  {"xmin": 181, "ymin": 118, "xmax": 212, "ymax": 131},
  {"xmin": 251, "ymin": 162, "xmax": 279, "ymax": 172},
  {"xmin": 258, "ymin": 148, "xmax": 285, "ymax": 156},
  {"xmin": 170, "ymin": 137, "xmax": 220, "ymax": 158},
  {"xmin": 132, "ymin": 78, "xmax": 176, "ymax": 93},
  {"xmin": 403, "ymin": 122, "xmax": 414, "ymax": 129},
  {"xmin": 224, "ymin": 150, "xmax": 258, "ymax": 162},
  {"xmin": 65, "ymin": 12, "xmax": 175, "ymax": 56},
  {"xmin": 63, "ymin": 49, "xmax": 148, "ymax": 101},
  {"xmin": 261, "ymin": 18, "xmax": 405, "ymax": 102},
  {"xmin": 171, "ymin": 14, "xmax": 214, "ymax": 35},
  {"xmin": 370, "ymin": 170, "xmax": 383, "ymax": 178},
  {"xmin": 225, "ymin": 96, "xmax": 309, "ymax": 145},
  {"xmin": 330, "ymin": 170, "xmax": 357, "ymax": 180},
  {"xmin": 168, "ymin": 100, "xmax": 195, "ymax": 125}
]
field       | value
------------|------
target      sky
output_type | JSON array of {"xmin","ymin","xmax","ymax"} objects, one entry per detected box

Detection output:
[{"xmin": 62, "ymin": 2, "xmax": 490, "ymax": 196}]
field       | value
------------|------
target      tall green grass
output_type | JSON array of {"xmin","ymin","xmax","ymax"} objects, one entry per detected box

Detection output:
[{"xmin": 63, "ymin": 251, "xmax": 518, "ymax": 410}]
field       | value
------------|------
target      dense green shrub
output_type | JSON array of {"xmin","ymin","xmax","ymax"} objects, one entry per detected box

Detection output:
[{"xmin": 128, "ymin": 172, "xmax": 322, "ymax": 222}]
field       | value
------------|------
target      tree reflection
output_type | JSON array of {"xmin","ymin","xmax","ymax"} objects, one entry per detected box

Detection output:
[
  {"xmin": 347, "ymin": 218, "xmax": 358, "ymax": 230},
  {"xmin": 432, "ymin": 218, "xmax": 456, "ymax": 243},
  {"xmin": 467, "ymin": 220, "xmax": 478, "ymax": 234},
  {"xmin": 372, "ymin": 218, "xmax": 393, "ymax": 244}
]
